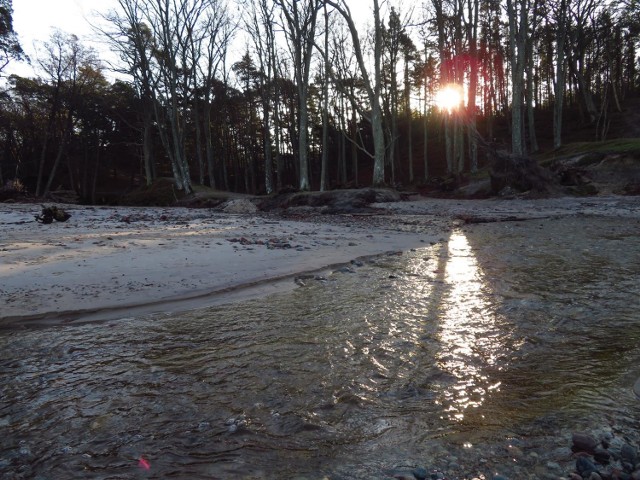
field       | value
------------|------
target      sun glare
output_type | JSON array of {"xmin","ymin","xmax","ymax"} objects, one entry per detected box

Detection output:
[{"xmin": 435, "ymin": 84, "xmax": 463, "ymax": 113}]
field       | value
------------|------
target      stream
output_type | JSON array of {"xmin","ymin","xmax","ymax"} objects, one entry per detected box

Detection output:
[{"xmin": 2, "ymin": 215, "xmax": 640, "ymax": 479}]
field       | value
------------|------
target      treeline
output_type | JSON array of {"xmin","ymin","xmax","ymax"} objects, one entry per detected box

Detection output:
[{"xmin": 0, "ymin": 0, "xmax": 638, "ymax": 201}]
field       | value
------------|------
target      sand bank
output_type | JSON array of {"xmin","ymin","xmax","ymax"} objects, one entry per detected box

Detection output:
[
  {"xmin": 0, "ymin": 203, "xmax": 447, "ymax": 325},
  {"xmin": 2, "ymin": 195, "xmax": 639, "ymax": 326}
]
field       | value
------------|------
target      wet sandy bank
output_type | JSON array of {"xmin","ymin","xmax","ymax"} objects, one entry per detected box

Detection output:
[{"xmin": 2, "ymin": 195, "xmax": 639, "ymax": 327}]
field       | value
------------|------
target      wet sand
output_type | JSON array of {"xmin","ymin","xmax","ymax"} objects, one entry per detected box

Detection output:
[{"xmin": 2, "ymin": 195, "xmax": 639, "ymax": 327}]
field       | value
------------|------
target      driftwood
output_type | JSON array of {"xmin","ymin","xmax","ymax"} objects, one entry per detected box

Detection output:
[
  {"xmin": 456, "ymin": 214, "xmax": 552, "ymax": 224},
  {"xmin": 35, "ymin": 206, "xmax": 71, "ymax": 224}
]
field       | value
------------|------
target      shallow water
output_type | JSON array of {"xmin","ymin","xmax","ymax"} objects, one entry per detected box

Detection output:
[{"xmin": 2, "ymin": 216, "xmax": 640, "ymax": 479}]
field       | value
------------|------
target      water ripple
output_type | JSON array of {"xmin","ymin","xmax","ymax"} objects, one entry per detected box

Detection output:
[{"xmin": 2, "ymin": 217, "xmax": 640, "ymax": 478}]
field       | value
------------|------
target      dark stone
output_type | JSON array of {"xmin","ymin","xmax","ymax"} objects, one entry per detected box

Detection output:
[
  {"xmin": 633, "ymin": 376, "xmax": 640, "ymax": 399},
  {"xmin": 622, "ymin": 444, "xmax": 638, "ymax": 465},
  {"xmin": 334, "ymin": 266, "xmax": 355, "ymax": 274},
  {"xmin": 412, "ymin": 466, "xmax": 427, "ymax": 480},
  {"xmin": 385, "ymin": 468, "xmax": 414, "ymax": 479},
  {"xmin": 594, "ymin": 447, "xmax": 612, "ymax": 464},
  {"xmin": 576, "ymin": 456, "xmax": 599, "ymax": 477},
  {"xmin": 573, "ymin": 433, "xmax": 598, "ymax": 453}
]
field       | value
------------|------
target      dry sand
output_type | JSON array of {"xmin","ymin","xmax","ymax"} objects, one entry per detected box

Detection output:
[{"xmin": 2, "ymin": 195, "xmax": 639, "ymax": 326}]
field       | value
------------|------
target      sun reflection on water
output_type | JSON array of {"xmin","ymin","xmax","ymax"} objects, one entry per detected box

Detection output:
[{"xmin": 436, "ymin": 230, "xmax": 502, "ymax": 423}]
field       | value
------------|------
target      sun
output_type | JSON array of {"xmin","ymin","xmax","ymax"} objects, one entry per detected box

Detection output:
[{"xmin": 435, "ymin": 84, "xmax": 463, "ymax": 113}]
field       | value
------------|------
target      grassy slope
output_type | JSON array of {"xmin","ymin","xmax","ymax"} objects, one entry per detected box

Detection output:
[{"xmin": 538, "ymin": 138, "xmax": 640, "ymax": 163}]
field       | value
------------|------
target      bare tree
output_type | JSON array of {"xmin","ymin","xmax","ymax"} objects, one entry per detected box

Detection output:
[
  {"xmin": 326, "ymin": 0, "xmax": 386, "ymax": 187},
  {"xmin": 552, "ymin": 0, "xmax": 568, "ymax": 148},
  {"xmin": 567, "ymin": 0, "xmax": 599, "ymax": 124},
  {"xmin": 35, "ymin": 32, "xmax": 99, "ymax": 197},
  {"xmin": 328, "ymin": 24, "xmax": 361, "ymax": 186},
  {"xmin": 244, "ymin": 0, "xmax": 279, "ymax": 194},
  {"xmin": 525, "ymin": 0, "xmax": 542, "ymax": 153},
  {"xmin": 505, "ymin": 0, "xmax": 532, "ymax": 155},
  {"xmin": 102, "ymin": 0, "xmax": 162, "ymax": 186},
  {"xmin": 464, "ymin": 0, "xmax": 480, "ymax": 171},
  {"xmin": 147, "ymin": 0, "xmax": 214, "ymax": 194},
  {"xmin": 382, "ymin": 6, "xmax": 415, "ymax": 186},
  {"xmin": 194, "ymin": 2, "xmax": 234, "ymax": 188},
  {"xmin": 320, "ymin": 2, "xmax": 331, "ymax": 191},
  {"xmin": 105, "ymin": 0, "xmax": 224, "ymax": 194},
  {"xmin": 274, "ymin": 0, "xmax": 321, "ymax": 191}
]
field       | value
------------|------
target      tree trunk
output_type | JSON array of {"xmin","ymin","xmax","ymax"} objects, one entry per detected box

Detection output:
[
  {"xmin": 466, "ymin": 0, "xmax": 479, "ymax": 172},
  {"xmin": 142, "ymin": 107, "xmax": 155, "ymax": 186},
  {"xmin": 326, "ymin": 0, "xmax": 385, "ymax": 187},
  {"xmin": 423, "ymin": 78, "xmax": 429, "ymax": 181},
  {"xmin": 35, "ymin": 90, "xmax": 61, "ymax": 197},
  {"xmin": 525, "ymin": 0, "xmax": 539, "ymax": 153},
  {"xmin": 402, "ymin": 41, "xmax": 414, "ymax": 183},
  {"xmin": 553, "ymin": 0, "xmax": 568, "ymax": 149},
  {"xmin": 506, "ymin": 0, "xmax": 528, "ymax": 156},
  {"xmin": 203, "ymin": 104, "xmax": 217, "ymax": 188},
  {"xmin": 445, "ymin": 115, "xmax": 453, "ymax": 173},
  {"xmin": 350, "ymin": 104, "xmax": 357, "ymax": 186},
  {"xmin": 274, "ymin": 87, "xmax": 283, "ymax": 191},
  {"xmin": 193, "ymin": 95, "xmax": 205, "ymax": 186},
  {"xmin": 298, "ymin": 94, "xmax": 311, "ymax": 191},
  {"xmin": 43, "ymin": 109, "xmax": 74, "ymax": 196}
]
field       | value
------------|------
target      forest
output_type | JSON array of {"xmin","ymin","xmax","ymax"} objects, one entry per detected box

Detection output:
[{"xmin": 0, "ymin": 0, "xmax": 638, "ymax": 203}]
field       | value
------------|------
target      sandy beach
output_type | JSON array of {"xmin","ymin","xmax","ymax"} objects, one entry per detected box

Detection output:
[
  {"xmin": 2, "ymin": 195, "xmax": 639, "ymax": 326},
  {"xmin": 0, "ymin": 201, "xmax": 443, "ymax": 326}
]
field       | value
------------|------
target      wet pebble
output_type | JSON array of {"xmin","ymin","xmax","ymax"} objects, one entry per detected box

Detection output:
[
  {"xmin": 334, "ymin": 266, "xmax": 355, "ymax": 274},
  {"xmin": 225, "ymin": 415, "xmax": 247, "ymax": 433},
  {"xmin": 412, "ymin": 466, "xmax": 427, "ymax": 479},
  {"xmin": 61, "ymin": 445, "xmax": 74, "ymax": 454},
  {"xmin": 196, "ymin": 421, "xmax": 210, "ymax": 432},
  {"xmin": 573, "ymin": 433, "xmax": 598, "ymax": 453},
  {"xmin": 391, "ymin": 429, "xmax": 640, "ymax": 480},
  {"xmin": 576, "ymin": 456, "xmax": 599, "ymax": 477},
  {"xmin": 621, "ymin": 444, "xmax": 638, "ymax": 464}
]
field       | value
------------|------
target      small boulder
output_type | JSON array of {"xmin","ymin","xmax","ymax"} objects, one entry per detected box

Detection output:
[
  {"xmin": 573, "ymin": 433, "xmax": 598, "ymax": 453},
  {"xmin": 222, "ymin": 199, "xmax": 258, "ymax": 214},
  {"xmin": 576, "ymin": 456, "xmax": 599, "ymax": 477}
]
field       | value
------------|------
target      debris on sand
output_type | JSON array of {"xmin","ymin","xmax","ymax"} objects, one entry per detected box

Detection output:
[{"xmin": 35, "ymin": 206, "xmax": 71, "ymax": 224}]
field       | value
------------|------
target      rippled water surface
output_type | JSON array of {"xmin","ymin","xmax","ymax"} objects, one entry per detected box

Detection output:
[{"xmin": 2, "ymin": 216, "xmax": 640, "ymax": 479}]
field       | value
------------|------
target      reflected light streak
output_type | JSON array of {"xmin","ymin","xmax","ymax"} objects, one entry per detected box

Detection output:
[{"xmin": 437, "ymin": 230, "xmax": 500, "ymax": 422}]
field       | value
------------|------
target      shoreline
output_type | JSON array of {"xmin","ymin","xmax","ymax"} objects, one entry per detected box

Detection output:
[
  {"xmin": 2, "ymin": 195, "xmax": 640, "ymax": 327},
  {"xmin": 0, "ymin": 203, "xmax": 446, "ymax": 326},
  {"xmin": 0, "ymin": 252, "xmax": 401, "ymax": 329}
]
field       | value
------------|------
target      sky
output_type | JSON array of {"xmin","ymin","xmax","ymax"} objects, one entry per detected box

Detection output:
[
  {"xmin": 9, "ymin": 0, "xmax": 118, "ymax": 78},
  {"xmin": 7, "ymin": 0, "xmax": 374, "ymax": 80}
]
